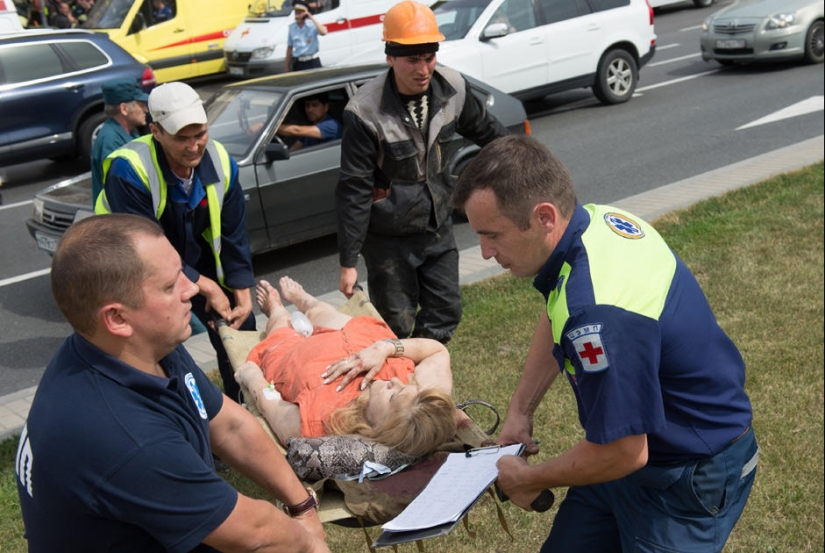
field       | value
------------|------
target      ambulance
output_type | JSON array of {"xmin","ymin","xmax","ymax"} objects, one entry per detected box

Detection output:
[
  {"xmin": 0, "ymin": 0, "xmax": 26, "ymax": 33},
  {"xmin": 224, "ymin": 0, "xmax": 423, "ymax": 78},
  {"xmin": 81, "ymin": 0, "xmax": 250, "ymax": 82}
]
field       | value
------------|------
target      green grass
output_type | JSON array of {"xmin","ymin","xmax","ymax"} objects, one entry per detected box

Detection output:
[{"xmin": 1, "ymin": 163, "xmax": 822, "ymax": 552}]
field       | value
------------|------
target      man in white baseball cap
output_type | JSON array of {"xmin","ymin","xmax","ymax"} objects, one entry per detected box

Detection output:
[
  {"xmin": 148, "ymin": 81, "xmax": 208, "ymax": 134},
  {"xmin": 96, "ymin": 81, "xmax": 258, "ymax": 404}
]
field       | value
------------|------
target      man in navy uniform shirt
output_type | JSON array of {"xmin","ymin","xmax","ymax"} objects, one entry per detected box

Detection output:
[{"xmin": 15, "ymin": 213, "xmax": 328, "ymax": 552}]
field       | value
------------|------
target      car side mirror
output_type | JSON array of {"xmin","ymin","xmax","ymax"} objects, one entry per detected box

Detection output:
[
  {"xmin": 264, "ymin": 142, "xmax": 290, "ymax": 163},
  {"xmin": 481, "ymin": 22, "xmax": 509, "ymax": 41}
]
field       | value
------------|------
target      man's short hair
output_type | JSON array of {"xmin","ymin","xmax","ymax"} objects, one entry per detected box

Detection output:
[
  {"xmin": 452, "ymin": 135, "xmax": 577, "ymax": 230},
  {"xmin": 303, "ymin": 92, "xmax": 329, "ymax": 105},
  {"xmin": 51, "ymin": 214, "xmax": 164, "ymax": 335}
]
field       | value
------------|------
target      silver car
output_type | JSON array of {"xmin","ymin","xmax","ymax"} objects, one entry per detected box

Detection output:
[
  {"xmin": 26, "ymin": 64, "xmax": 530, "ymax": 256},
  {"xmin": 700, "ymin": 0, "xmax": 824, "ymax": 65}
]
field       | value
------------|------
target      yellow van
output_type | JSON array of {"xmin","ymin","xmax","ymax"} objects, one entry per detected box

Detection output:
[{"xmin": 82, "ymin": 0, "xmax": 250, "ymax": 83}]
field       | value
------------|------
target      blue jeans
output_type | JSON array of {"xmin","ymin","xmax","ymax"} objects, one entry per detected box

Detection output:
[{"xmin": 542, "ymin": 428, "xmax": 758, "ymax": 552}]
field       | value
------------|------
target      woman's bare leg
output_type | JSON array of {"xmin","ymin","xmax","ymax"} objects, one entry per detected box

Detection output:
[
  {"xmin": 279, "ymin": 276, "xmax": 351, "ymax": 330},
  {"xmin": 256, "ymin": 280, "xmax": 291, "ymax": 335}
]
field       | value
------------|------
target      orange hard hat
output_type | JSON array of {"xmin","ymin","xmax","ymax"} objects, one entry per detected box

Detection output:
[{"xmin": 382, "ymin": 0, "xmax": 445, "ymax": 45}]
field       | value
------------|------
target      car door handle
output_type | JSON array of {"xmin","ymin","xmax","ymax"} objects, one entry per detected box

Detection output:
[
  {"xmin": 587, "ymin": 24, "xmax": 599, "ymax": 32},
  {"xmin": 529, "ymin": 37, "xmax": 543, "ymax": 45},
  {"xmin": 63, "ymin": 83, "xmax": 84, "ymax": 93},
  {"xmin": 336, "ymin": 18, "xmax": 347, "ymax": 24},
  {"xmin": 174, "ymin": 27, "xmax": 185, "ymax": 33}
]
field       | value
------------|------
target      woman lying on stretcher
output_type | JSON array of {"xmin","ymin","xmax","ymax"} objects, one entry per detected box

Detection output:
[{"xmin": 234, "ymin": 277, "xmax": 457, "ymax": 457}]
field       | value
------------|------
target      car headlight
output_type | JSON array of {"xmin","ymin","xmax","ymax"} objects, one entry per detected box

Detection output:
[
  {"xmin": 766, "ymin": 13, "xmax": 795, "ymax": 30},
  {"xmin": 701, "ymin": 16, "xmax": 713, "ymax": 32},
  {"xmin": 252, "ymin": 46, "xmax": 275, "ymax": 59},
  {"xmin": 32, "ymin": 198, "xmax": 44, "ymax": 223}
]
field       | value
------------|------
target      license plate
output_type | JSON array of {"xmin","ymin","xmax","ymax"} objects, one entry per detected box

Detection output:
[
  {"xmin": 228, "ymin": 66, "xmax": 244, "ymax": 76},
  {"xmin": 716, "ymin": 39, "xmax": 746, "ymax": 49},
  {"xmin": 35, "ymin": 232, "xmax": 58, "ymax": 253}
]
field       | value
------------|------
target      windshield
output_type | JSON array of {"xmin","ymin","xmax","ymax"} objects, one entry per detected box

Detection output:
[
  {"xmin": 432, "ymin": 0, "xmax": 493, "ymax": 41},
  {"xmin": 206, "ymin": 88, "xmax": 284, "ymax": 159},
  {"xmin": 82, "ymin": 0, "xmax": 135, "ymax": 29},
  {"xmin": 247, "ymin": 0, "xmax": 292, "ymax": 17}
]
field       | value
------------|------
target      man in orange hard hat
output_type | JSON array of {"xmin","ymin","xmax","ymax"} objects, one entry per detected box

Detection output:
[{"xmin": 335, "ymin": 0, "xmax": 510, "ymax": 344}]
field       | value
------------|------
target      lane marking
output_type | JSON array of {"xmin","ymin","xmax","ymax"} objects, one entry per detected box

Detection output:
[
  {"xmin": 648, "ymin": 52, "xmax": 702, "ymax": 67},
  {"xmin": 0, "ymin": 268, "xmax": 50, "ymax": 289},
  {"xmin": 737, "ymin": 96, "xmax": 825, "ymax": 130},
  {"xmin": 636, "ymin": 68, "xmax": 722, "ymax": 93},
  {"xmin": 0, "ymin": 199, "xmax": 32, "ymax": 211},
  {"xmin": 656, "ymin": 43, "xmax": 681, "ymax": 51}
]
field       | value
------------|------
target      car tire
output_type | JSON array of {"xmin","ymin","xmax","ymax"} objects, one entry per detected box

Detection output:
[
  {"xmin": 593, "ymin": 49, "xmax": 637, "ymax": 105},
  {"xmin": 803, "ymin": 20, "xmax": 824, "ymax": 65},
  {"xmin": 77, "ymin": 112, "xmax": 107, "ymax": 165},
  {"xmin": 693, "ymin": 0, "xmax": 714, "ymax": 7}
]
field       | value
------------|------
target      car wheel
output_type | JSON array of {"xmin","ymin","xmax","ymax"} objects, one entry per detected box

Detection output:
[
  {"xmin": 803, "ymin": 20, "xmax": 824, "ymax": 64},
  {"xmin": 593, "ymin": 49, "xmax": 637, "ymax": 105},
  {"xmin": 693, "ymin": 0, "xmax": 714, "ymax": 7},
  {"xmin": 77, "ymin": 112, "xmax": 107, "ymax": 165}
]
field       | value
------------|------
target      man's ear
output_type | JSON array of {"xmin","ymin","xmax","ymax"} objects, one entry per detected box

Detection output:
[
  {"xmin": 535, "ymin": 202, "xmax": 557, "ymax": 230},
  {"xmin": 98, "ymin": 303, "xmax": 133, "ymax": 338}
]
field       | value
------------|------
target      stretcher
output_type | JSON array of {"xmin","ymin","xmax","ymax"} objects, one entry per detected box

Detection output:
[{"xmin": 217, "ymin": 289, "xmax": 500, "ymax": 545}]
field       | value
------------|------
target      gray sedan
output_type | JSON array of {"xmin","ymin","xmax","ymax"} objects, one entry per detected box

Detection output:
[
  {"xmin": 700, "ymin": 0, "xmax": 824, "ymax": 65},
  {"xmin": 26, "ymin": 64, "xmax": 529, "ymax": 256}
]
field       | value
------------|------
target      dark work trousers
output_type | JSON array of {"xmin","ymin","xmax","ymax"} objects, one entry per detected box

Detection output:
[
  {"xmin": 542, "ymin": 427, "xmax": 759, "ymax": 552},
  {"xmin": 191, "ymin": 292, "xmax": 256, "ymax": 403},
  {"xmin": 291, "ymin": 57, "xmax": 322, "ymax": 71},
  {"xmin": 361, "ymin": 222, "xmax": 462, "ymax": 344}
]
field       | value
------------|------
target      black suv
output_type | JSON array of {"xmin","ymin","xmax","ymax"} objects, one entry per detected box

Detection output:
[{"xmin": 0, "ymin": 29, "xmax": 155, "ymax": 167}]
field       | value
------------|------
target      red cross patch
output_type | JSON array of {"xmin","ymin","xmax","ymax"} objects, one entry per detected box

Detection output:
[{"xmin": 566, "ymin": 324, "xmax": 609, "ymax": 373}]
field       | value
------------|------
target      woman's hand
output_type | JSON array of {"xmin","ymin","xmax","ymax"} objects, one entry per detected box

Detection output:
[{"xmin": 321, "ymin": 340, "xmax": 393, "ymax": 391}]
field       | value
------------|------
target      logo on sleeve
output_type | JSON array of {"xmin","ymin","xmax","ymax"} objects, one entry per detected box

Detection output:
[
  {"xmin": 566, "ymin": 324, "xmax": 609, "ymax": 372},
  {"xmin": 16, "ymin": 424, "xmax": 34, "ymax": 498},
  {"xmin": 604, "ymin": 212, "xmax": 645, "ymax": 240},
  {"xmin": 185, "ymin": 373, "xmax": 208, "ymax": 419}
]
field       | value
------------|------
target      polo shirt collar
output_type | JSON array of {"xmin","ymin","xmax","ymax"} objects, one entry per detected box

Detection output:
[
  {"xmin": 533, "ymin": 203, "xmax": 590, "ymax": 299},
  {"xmin": 71, "ymin": 333, "xmax": 181, "ymax": 392}
]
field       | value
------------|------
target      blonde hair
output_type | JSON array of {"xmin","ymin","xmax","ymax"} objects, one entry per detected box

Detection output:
[{"xmin": 327, "ymin": 385, "xmax": 457, "ymax": 457}]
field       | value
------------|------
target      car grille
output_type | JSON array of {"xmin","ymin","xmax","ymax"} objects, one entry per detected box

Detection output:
[
  {"xmin": 39, "ymin": 207, "xmax": 74, "ymax": 232},
  {"xmin": 713, "ymin": 23, "xmax": 756, "ymax": 34},
  {"xmin": 226, "ymin": 51, "xmax": 252, "ymax": 63}
]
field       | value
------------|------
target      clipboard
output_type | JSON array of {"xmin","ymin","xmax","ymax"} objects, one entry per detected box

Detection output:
[{"xmin": 372, "ymin": 443, "xmax": 524, "ymax": 548}]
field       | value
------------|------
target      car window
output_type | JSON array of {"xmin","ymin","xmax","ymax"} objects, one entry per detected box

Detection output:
[
  {"xmin": 491, "ymin": 0, "xmax": 537, "ymax": 33},
  {"xmin": 276, "ymin": 86, "xmax": 347, "ymax": 152},
  {"xmin": 586, "ymin": 0, "xmax": 628, "ymax": 12},
  {"xmin": 433, "ymin": 0, "xmax": 494, "ymax": 41},
  {"xmin": 57, "ymin": 40, "xmax": 110, "ymax": 71},
  {"xmin": 0, "ymin": 43, "xmax": 64, "ymax": 85},
  {"xmin": 536, "ymin": 0, "xmax": 583, "ymax": 23},
  {"xmin": 83, "ymin": 0, "xmax": 136, "ymax": 29},
  {"xmin": 206, "ymin": 88, "xmax": 284, "ymax": 159}
]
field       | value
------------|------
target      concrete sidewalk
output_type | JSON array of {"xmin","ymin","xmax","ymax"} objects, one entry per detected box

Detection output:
[{"xmin": 1, "ymin": 135, "xmax": 822, "ymax": 442}]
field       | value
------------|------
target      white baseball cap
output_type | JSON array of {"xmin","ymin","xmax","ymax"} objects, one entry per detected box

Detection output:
[{"xmin": 148, "ymin": 82, "xmax": 207, "ymax": 135}]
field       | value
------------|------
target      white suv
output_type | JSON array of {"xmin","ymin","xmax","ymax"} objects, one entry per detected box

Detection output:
[{"xmin": 430, "ymin": 0, "xmax": 656, "ymax": 104}]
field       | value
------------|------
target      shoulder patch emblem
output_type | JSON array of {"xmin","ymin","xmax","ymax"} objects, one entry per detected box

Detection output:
[
  {"xmin": 566, "ymin": 324, "xmax": 609, "ymax": 373},
  {"xmin": 604, "ymin": 212, "xmax": 645, "ymax": 240},
  {"xmin": 185, "ymin": 373, "xmax": 208, "ymax": 420}
]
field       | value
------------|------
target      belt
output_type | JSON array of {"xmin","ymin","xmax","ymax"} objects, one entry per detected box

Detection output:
[
  {"xmin": 729, "ymin": 425, "xmax": 751, "ymax": 445},
  {"xmin": 296, "ymin": 53, "xmax": 319, "ymax": 62}
]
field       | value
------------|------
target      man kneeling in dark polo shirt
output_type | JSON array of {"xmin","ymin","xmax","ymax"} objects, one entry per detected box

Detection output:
[{"xmin": 15, "ymin": 213, "xmax": 329, "ymax": 553}]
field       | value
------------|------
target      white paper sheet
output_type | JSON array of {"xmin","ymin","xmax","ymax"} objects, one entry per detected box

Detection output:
[{"xmin": 381, "ymin": 443, "xmax": 523, "ymax": 532}]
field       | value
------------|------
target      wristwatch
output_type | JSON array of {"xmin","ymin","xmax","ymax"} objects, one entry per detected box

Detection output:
[
  {"xmin": 283, "ymin": 487, "xmax": 317, "ymax": 517},
  {"xmin": 383, "ymin": 338, "xmax": 404, "ymax": 357}
]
